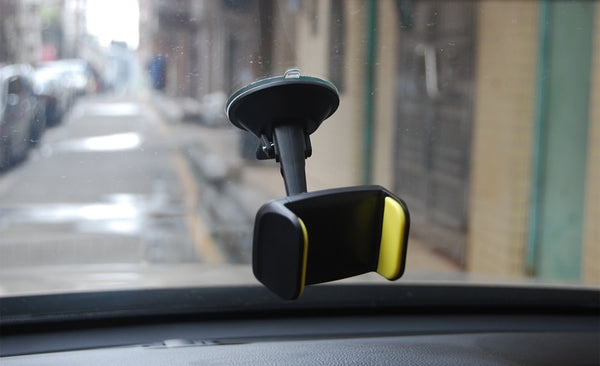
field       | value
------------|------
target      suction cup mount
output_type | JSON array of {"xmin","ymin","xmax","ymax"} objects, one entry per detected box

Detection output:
[
  {"xmin": 226, "ymin": 69, "xmax": 340, "ymax": 195},
  {"xmin": 226, "ymin": 70, "xmax": 410, "ymax": 300}
]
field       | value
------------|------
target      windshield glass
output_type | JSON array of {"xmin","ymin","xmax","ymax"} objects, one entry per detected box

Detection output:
[{"xmin": 0, "ymin": 0, "xmax": 598, "ymax": 297}]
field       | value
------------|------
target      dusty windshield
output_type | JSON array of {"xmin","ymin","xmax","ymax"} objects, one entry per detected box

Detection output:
[{"xmin": 0, "ymin": 0, "xmax": 598, "ymax": 297}]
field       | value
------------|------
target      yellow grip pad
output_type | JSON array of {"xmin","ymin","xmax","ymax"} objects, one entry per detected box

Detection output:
[
  {"xmin": 376, "ymin": 197, "xmax": 407, "ymax": 280},
  {"xmin": 297, "ymin": 217, "xmax": 309, "ymax": 296}
]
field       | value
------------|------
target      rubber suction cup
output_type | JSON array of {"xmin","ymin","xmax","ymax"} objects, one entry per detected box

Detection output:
[{"xmin": 226, "ymin": 69, "xmax": 339, "ymax": 138}]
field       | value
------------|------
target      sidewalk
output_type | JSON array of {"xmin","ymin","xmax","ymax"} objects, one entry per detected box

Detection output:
[{"xmin": 152, "ymin": 93, "xmax": 462, "ymax": 274}]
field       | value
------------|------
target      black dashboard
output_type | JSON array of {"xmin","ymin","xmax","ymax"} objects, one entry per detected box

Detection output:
[{"xmin": 1, "ymin": 284, "xmax": 599, "ymax": 365}]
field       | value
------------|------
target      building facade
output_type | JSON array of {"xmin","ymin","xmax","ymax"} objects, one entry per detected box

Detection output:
[
  {"xmin": 288, "ymin": 0, "xmax": 599, "ymax": 284},
  {"xmin": 140, "ymin": 0, "xmax": 599, "ymax": 284},
  {"xmin": 0, "ymin": 0, "xmax": 43, "ymax": 64}
]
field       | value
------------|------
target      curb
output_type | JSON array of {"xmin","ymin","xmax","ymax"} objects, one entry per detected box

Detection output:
[
  {"xmin": 152, "ymin": 93, "xmax": 227, "ymax": 125},
  {"xmin": 182, "ymin": 145, "xmax": 254, "ymax": 264}
]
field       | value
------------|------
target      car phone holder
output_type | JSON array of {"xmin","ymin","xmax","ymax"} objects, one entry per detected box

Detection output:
[{"xmin": 226, "ymin": 69, "xmax": 410, "ymax": 300}]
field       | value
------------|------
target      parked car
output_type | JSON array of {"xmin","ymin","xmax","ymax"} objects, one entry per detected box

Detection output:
[
  {"xmin": 33, "ymin": 65, "xmax": 72, "ymax": 127},
  {"xmin": 38, "ymin": 59, "xmax": 99, "ymax": 99},
  {"xmin": 0, "ymin": 64, "xmax": 44, "ymax": 170}
]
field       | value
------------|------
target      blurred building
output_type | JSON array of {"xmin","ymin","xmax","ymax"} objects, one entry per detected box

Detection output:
[
  {"xmin": 289, "ymin": 0, "xmax": 599, "ymax": 285},
  {"xmin": 0, "ymin": 0, "xmax": 43, "ymax": 63},
  {"xmin": 62, "ymin": 0, "xmax": 87, "ymax": 58},
  {"xmin": 138, "ymin": 0, "xmax": 599, "ymax": 284},
  {"xmin": 139, "ymin": 0, "xmax": 262, "ymax": 98},
  {"xmin": 40, "ymin": 1, "xmax": 66, "ymax": 61},
  {"xmin": 0, "ymin": 0, "xmax": 86, "ymax": 64}
]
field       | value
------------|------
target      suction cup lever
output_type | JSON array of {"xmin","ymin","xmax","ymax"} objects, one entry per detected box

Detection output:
[{"xmin": 226, "ymin": 69, "xmax": 339, "ymax": 196}]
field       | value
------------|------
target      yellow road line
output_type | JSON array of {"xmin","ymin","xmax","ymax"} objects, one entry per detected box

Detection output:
[
  {"xmin": 156, "ymin": 120, "xmax": 169, "ymax": 137},
  {"xmin": 143, "ymin": 97, "xmax": 170, "ymax": 137},
  {"xmin": 170, "ymin": 152, "xmax": 224, "ymax": 265}
]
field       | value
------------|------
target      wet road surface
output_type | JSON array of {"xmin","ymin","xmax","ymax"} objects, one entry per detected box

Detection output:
[{"xmin": 0, "ymin": 95, "xmax": 229, "ymax": 274}]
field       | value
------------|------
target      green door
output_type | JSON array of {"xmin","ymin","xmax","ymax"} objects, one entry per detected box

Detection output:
[{"xmin": 532, "ymin": 1, "xmax": 595, "ymax": 281}]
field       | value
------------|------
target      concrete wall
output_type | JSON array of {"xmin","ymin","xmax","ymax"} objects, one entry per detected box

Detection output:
[
  {"xmin": 467, "ymin": 1, "xmax": 539, "ymax": 276},
  {"xmin": 297, "ymin": 0, "xmax": 365, "ymax": 191},
  {"xmin": 582, "ymin": 3, "xmax": 600, "ymax": 285},
  {"xmin": 372, "ymin": 0, "xmax": 398, "ymax": 190},
  {"xmin": 300, "ymin": 0, "xmax": 397, "ymax": 191}
]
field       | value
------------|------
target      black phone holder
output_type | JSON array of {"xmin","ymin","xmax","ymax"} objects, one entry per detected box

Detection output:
[{"xmin": 226, "ymin": 70, "xmax": 409, "ymax": 299}]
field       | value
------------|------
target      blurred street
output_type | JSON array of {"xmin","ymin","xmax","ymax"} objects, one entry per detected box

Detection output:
[{"xmin": 0, "ymin": 95, "xmax": 249, "ymax": 268}]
